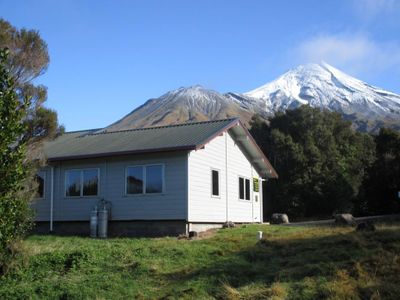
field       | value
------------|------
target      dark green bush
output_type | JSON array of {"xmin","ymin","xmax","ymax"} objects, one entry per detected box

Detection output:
[{"xmin": 0, "ymin": 48, "xmax": 32, "ymax": 274}]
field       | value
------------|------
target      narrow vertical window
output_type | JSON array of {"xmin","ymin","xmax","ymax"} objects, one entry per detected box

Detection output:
[
  {"xmin": 245, "ymin": 179, "xmax": 250, "ymax": 200},
  {"xmin": 239, "ymin": 176, "xmax": 251, "ymax": 201},
  {"xmin": 239, "ymin": 177, "xmax": 244, "ymax": 200},
  {"xmin": 211, "ymin": 169, "xmax": 219, "ymax": 197}
]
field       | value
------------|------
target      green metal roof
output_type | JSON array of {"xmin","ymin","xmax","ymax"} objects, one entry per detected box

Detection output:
[{"xmin": 43, "ymin": 118, "xmax": 238, "ymax": 161}]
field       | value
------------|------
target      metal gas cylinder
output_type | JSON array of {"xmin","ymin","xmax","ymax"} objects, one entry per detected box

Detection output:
[
  {"xmin": 97, "ymin": 200, "xmax": 109, "ymax": 238},
  {"xmin": 90, "ymin": 206, "xmax": 98, "ymax": 238}
]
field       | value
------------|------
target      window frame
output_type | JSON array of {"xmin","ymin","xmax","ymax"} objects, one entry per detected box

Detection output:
[
  {"xmin": 34, "ymin": 171, "xmax": 46, "ymax": 199},
  {"xmin": 211, "ymin": 168, "xmax": 221, "ymax": 198},
  {"xmin": 238, "ymin": 175, "xmax": 251, "ymax": 201},
  {"xmin": 125, "ymin": 164, "xmax": 165, "ymax": 196},
  {"xmin": 64, "ymin": 168, "xmax": 100, "ymax": 198}
]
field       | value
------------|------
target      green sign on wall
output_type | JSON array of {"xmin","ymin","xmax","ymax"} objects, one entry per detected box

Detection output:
[{"xmin": 253, "ymin": 178, "xmax": 259, "ymax": 192}]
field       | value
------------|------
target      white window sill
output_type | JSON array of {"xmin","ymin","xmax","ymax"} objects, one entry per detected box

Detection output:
[{"xmin": 238, "ymin": 199, "xmax": 252, "ymax": 203}]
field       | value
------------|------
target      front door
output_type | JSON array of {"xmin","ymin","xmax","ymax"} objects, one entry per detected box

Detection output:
[{"xmin": 253, "ymin": 192, "xmax": 261, "ymax": 222}]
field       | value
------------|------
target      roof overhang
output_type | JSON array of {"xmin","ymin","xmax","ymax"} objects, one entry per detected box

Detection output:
[
  {"xmin": 47, "ymin": 145, "xmax": 196, "ymax": 162},
  {"xmin": 196, "ymin": 119, "xmax": 278, "ymax": 179},
  {"xmin": 45, "ymin": 118, "xmax": 278, "ymax": 179}
]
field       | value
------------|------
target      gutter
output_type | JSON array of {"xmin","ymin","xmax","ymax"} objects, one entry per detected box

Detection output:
[
  {"xmin": 225, "ymin": 132, "xmax": 229, "ymax": 222},
  {"xmin": 47, "ymin": 145, "xmax": 196, "ymax": 162},
  {"xmin": 50, "ymin": 166, "xmax": 54, "ymax": 232}
]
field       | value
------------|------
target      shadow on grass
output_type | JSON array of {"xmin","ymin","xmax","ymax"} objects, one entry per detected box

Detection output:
[{"xmin": 163, "ymin": 227, "xmax": 400, "ymax": 299}]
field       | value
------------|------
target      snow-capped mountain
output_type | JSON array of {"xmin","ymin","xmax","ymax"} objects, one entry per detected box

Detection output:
[
  {"xmin": 105, "ymin": 85, "xmax": 266, "ymax": 131},
  {"xmin": 105, "ymin": 63, "xmax": 400, "ymax": 132},
  {"xmin": 245, "ymin": 62, "xmax": 400, "ymax": 122}
]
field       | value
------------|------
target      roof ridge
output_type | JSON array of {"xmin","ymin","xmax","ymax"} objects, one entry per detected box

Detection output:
[
  {"xmin": 86, "ymin": 118, "xmax": 239, "ymax": 136},
  {"xmin": 65, "ymin": 128, "xmax": 103, "ymax": 134}
]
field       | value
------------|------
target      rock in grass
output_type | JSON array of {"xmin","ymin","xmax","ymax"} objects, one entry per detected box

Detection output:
[
  {"xmin": 177, "ymin": 234, "xmax": 188, "ymax": 240},
  {"xmin": 356, "ymin": 221, "xmax": 376, "ymax": 232},
  {"xmin": 188, "ymin": 231, "xmax": 198, "ymax": 238},
  {"xmin": 334, "ymin": 214, "xmax": 356, "ymax": 226},
  {"xmin": 271, "ymin": 213, "xmax": 289, "ymax": 224},
  {"xmin": 222, "ymin": 221, "xmax": 236, "ymax": 228}
]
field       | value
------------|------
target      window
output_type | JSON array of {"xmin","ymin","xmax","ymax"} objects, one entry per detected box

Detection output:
[
  {"xmin": 126, "ymin": 164, "xmax": 164, "ymax": 195},
  {"xmin": 65, "ymin": 169, "xmax": 99, "ymax": 197},
  {"xmin": 35, "ymin": 171, "xmax": 45, "ymax": 199},
  {"xmin": 239, "ymin": 177, "xmax": 244, "ymax": 199},
  {"xmin": 66, "ymin": 170, "xmax": 81, "ymax": 196},
  {"xmin": 83, "ymin": 169, "xmax": 99, "ymax": 196},
  {"xmin": 146, "ymin": 165, "xmax": 163, "ymax": 194},
  {"xmin": 245, "ymin": 179, "xmax": 250, "ymax": 200},
  {"xmin": 126, "ymin": 166, "xmax": 143, "ymax": 194},
  {"xmin": 238, "ymin": 176, "xmax": 250, "ymax": 200},
  {"xmin": 211, "ymin": 169, "xmax": 220, "ymax": 197}
]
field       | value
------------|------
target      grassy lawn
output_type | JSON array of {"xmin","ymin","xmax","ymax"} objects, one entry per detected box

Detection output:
[{"xmin": 1, "ymin": 223, "xmax": 399, "ymax": 299}]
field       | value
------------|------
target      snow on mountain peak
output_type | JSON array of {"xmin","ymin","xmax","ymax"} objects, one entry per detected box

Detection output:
[
  {"xmin": 244, "ymin": 62, "xmax": 400, "ymax": 118},
  {"xmin": 165, "ymin": 85, "xmax": 223, "ymax": 103}
]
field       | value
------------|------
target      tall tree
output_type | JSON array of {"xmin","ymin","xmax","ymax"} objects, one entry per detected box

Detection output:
[
  {"xmin": 250, "ymin": 106, "xmax": 375, "ymax": 219},
  {"xmin": 357, "ymin": 128, "xmax": 400, "ymax": 215},
  {"xmin": 0, "ymin": 18, "xmax": 62, "ymax": 142},
  {"xmin": 0, "ymin": 49, "xmax": 33, "ymax": 273}
]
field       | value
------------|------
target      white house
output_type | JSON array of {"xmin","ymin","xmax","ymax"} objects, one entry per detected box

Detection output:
[{"xmin": 32, "ymin": 118, "xmax": 278, "ymax": 236}]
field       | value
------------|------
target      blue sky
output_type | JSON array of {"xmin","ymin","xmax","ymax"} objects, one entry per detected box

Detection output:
[{"xmin": 1, "ymin": 0, "xmax": 399, "ymax": 130}]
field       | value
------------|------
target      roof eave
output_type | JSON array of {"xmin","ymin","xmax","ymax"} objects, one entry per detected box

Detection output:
[
  {"xmin": 235, "ymin": 120, "xmax": 278, "ymax": 179},
  {"xmin": 47, "ymin": 145, "xmax": 196, "ymax": 162}
]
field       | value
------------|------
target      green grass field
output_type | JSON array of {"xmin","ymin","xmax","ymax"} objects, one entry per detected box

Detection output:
[{"xmin": 1, "ymin": 223, "xmax": 399, "ymax": 299}]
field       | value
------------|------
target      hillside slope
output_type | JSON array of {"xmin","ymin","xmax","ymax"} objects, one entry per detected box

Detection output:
[
  {"xmin": 105, "ymin": 85, "xmax": 266, "ymax": 131},
  {"xmin": 105, "ymin": 63, "xmax": 400, "ymax": 132},
  {"xmin": 1, "ymin": 223, "xmax": 399, "ymax": 299}
]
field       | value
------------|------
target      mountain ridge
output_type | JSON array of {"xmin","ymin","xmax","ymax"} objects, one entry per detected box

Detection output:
[
  {"xmin": 104, "ymin": 63, "xmax": 400, "ymax": 133},
  {"xmin": 104, "ymin": 85, "xmax": 267, "ymax": 132}
]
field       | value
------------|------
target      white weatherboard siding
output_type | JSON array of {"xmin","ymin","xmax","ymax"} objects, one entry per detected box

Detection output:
[
  {"xmin": 188, "ymin": 130, "xmax": 262, "ymax": 223},
  {"xmin": 188, "ymin": 132, "xmax": 228, "ymax": 222},
  {"xmin": 33, "ymin": 152, "xmax": 188, "ymax": 222}
]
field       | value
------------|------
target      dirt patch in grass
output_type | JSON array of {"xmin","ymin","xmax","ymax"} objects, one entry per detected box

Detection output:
[
  {"xmin": 196, "ymin": 228, "xmax": 219, "ymax": 240},
  {"xmin": 177, "ymin": 228, "xmax": 219, "ymax": 241}
]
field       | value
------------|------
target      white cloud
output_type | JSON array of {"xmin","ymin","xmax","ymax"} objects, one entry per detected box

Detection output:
[
  {"xmin": 352, "ymin": 0, "xmax": 398, "ymax": 20},
  {"xmin": 294, "ymin": 33, "xmax": 400, "ymax": 76}
]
